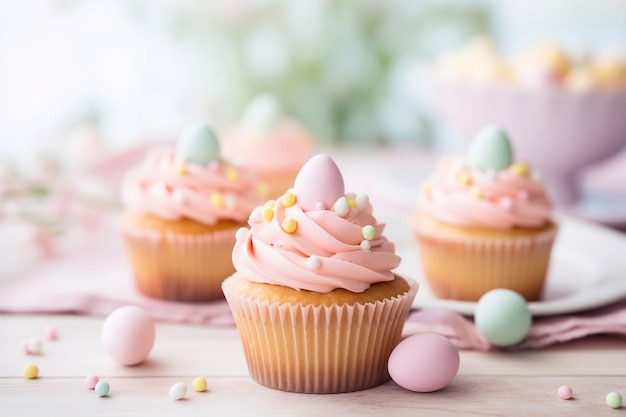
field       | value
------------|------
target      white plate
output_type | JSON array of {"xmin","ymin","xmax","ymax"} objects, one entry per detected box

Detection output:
[{"xmin": 395, "ymin": 214, "xmax": 626, "ymax": 317}]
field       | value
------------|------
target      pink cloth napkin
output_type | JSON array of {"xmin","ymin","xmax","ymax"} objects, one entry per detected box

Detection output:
[{"xmin": 0, "ymin": 220, "xmax": 236, "ymax": 327}]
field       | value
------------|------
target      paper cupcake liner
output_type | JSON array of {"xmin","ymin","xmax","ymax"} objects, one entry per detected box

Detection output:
[
  {"xmin": 415, "ymin": 224, "xmax": 557, "ymax": 301},
  {"xmin": 222, "ymin": 277, "xmax": 418, "ymax": 394},
  {"xmin": 122, "ymin": 224, "xmax": 239, "ymax": 301}
]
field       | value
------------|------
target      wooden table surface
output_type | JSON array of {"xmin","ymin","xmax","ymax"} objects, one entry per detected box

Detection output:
[{"xmin": 2, "ymin": 314, "xmax": 626, "ymax": 416}]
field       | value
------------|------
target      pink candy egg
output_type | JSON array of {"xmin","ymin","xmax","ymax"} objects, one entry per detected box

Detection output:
[
  {"xmin": 101, "ymin": 306, "xmax": 155, "ymax": 366},
  {"xmin": 388, "ymin": 333, "xmax": 460, "ymax": 392}
]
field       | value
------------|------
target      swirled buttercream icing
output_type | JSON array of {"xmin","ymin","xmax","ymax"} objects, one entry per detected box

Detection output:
[
  {"xmin": 122, "ymin": 123, "xmax": 265, "ymax": 225},
  {"xmin": 232, "ymin": 154, "xmax": 400, "ymax": 293},
  {"xmin": 418, "ymin": 126, "xmax": 553, "ymax": 230}
]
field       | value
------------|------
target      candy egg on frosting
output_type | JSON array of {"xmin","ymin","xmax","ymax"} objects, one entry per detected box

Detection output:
[
  {"xmin": 293, "ymin": 154, "xmax": 345, "ymax": 211},
  {"xmin": 240, "ymin": 93, "xmax": 282, "ymax": 133},
  {"xmin": 176, "ymin": 122, "xmax": 221, "ymax": 165},
  {"xmin": 469, "ymin": 124, "xmax": 513, "ymax": 172}
]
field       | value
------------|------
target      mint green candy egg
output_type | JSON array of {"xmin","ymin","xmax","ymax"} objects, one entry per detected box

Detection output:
[
  {"xmin": 474, "ymin": 289, "xmax": 532, "ymax": 347},
  {"xmin": 241, "ymin": 93, "xmax": 282, "ymax": 132},
  {"xmin": 469, "ymin": 124, "xmax": 513, "ymax": 172},
  {"xmin": 176, "ymin": 123, "xmax": 221, "ymax": 165},
  {"xmin": 606, "ymin": 392, "xmax": 623, "ymax": 409}
]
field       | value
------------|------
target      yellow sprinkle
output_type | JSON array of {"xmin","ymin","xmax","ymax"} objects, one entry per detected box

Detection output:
[
  {"xmin": 192, "ymin": 376, "xmax": 207, "ymax": 392},
  {"xmin": 511, "ymin": 162, "xmax": 529, "ymax": 176},
  {"xmin": 470, "ymin": 187, "xmax": 482, "ymax": 199},
  {"xmin": 257, "ymin": 183, "xmax": 269, "ymax": 197},
  {"xmin": 210, "ymin": 192, "xmax": 225, "ymax": 207},
  {"xmin": 262, "ymin": 207, "xmax": 274, "ymax": 221},
  {"xmin": 265, "ymin": 200, "xmax": 276, "ymax": 209},
  {"xmin": 175, "ymin": 165, "xmax": 187, "ymax": 176},
  {"xmin": 281, "ymin": 217, "xmax": 297, "ymax": 234},
  {"xmin": 23, "ymin": 364, "xmax": 39, "ymax": 379},
  {"xmin": 348, "ymin": 199, "xmax": 357, "ymax": 209},
  {"xmin": 458, "ymin": 172, "xmax": 472, "ymax": 186},
  {"xmin": 282, "ymin": 191, "xmax": 296, "ymax": 208},
  {"xmin": 226, "ymin": 168, "xmax": 239, "ymax": 181}
]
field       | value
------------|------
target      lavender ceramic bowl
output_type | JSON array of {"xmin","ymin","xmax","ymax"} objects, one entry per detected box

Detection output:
[{"xmin": 434, "ymin": 83, "xmax": 626, "ymax": 205}]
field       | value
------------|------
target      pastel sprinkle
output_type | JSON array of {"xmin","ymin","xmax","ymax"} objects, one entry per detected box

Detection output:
[
  {"xmin": 281, "ymin": 217, "xmax": 297, "ymax": 234},
  {"xmin": 471, "ymin": 188, "xmax": 483, "ymax": 199},
  {"xmin": 606, "ymin": 392, "xmax": 622, "ymax": 409},
  {"xmin": 21, "ymin": 340, "xmax": 30, "ymax": 354},
  {"xmin": 282, "ymin": 191, "xmax": 296, "ymax": 207},
  {"xmin": 362, "ymin": 225, "xmax": 376, "ymax": 241},
  {"xmin": 172, "ymin": 190, "xmax": 187, "ymax": 205},
  {"xmin": 210, "ymin": 192, "xmax": 224, "ymax": 207},
  {"xmin": 249, "ymin": 207, "xmax": 263, "ymax": 222},
  {"xmin": 355, "ymin": 194, "xmax": 370, "ymax": 209},
  {"xmin": 262, "ymin": 207, "xmax": 274, "ymax": 221},
  {"xmin": 458, "ymin": 172, "xmax": 472, "ymax": 186},
  {"xmin": 307, "ymin": 256, "xmax": 321, "ymax": 269},
  {"xmin": 348, "ymin": 198, "xmax": 357, "ymax": 209},
  {"xmin": 169, "ymin": 382, "xmax": 187, "ymax": 400},
  {"xmin": 26, "ymin": 338, "xmax": 43, "ymax": 355},
  {"xmin": 265, "ymin": 200, "xmax": 276, "ymax": 209},
  {"xmin": 208, "ymin": 161, "xmax": 220, "ymax": 172},
  {"xmin": 511, "ymin": 162, "xmax": 529, "ymax": 176},
  {"xmin": 518, "ymin": 190, "xmax": 529, "ymax": 201},
  {"xmin": 499, "ymin": 197, "xmax": 514, "ymax": 211},
  {"xmin": 333, "ymin": 197, "xmax": 350, "ymax": 217},
  {"xmin": 175, "ymin": 165, "xmax": 187, "ymax": 176},
  {"xmin": 224, "ymin": 195, "xmax": 235, "ymax": 209},
  {"xmin": 43, "ymin": 326, "xmax": 57, "ymax": 341},
  {"xmin": 85, "ymin": 375, "xmax": 100, "ymax": 389},
  {"xmin": 23, "ymin": 364, "xmax": 39, "ymax": 379},
  {"xmin": 95, "ymin": 380, "xmax": 110, "ymax": 397},
  {"xmin": 235, "ymin": 227, "xmax": 248, "ymax": 241},
  {"xmin": 558, "ymin": 385, "xmax": 573, "ymax": 400},
  {"xmin": 257, "ymin": 183, "xmax": 269, "ymax": 197},
  {"xmin": 226, "ymin": 167, "xmax": 239, "ymax": 181},
  {"xmin": 192, "ymin": 376, "xmax": 207, "ymax": 392},
  {"xmin": 360, "ymin": 240, "xmax": 371, "ymax": 250}
]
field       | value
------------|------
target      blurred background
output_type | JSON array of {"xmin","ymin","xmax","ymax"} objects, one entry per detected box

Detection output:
[{"xmin": 1, "ymin": 0, "xmax": 625, "ymax": 270}]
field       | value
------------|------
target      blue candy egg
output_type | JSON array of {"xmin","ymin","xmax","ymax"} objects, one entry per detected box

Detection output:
[
  {"xmin": 474, "ymin": 289, "xmax": 532, "ymax": 347},
  {"xmin": 469, "ymin": 124, "xmax": 513, "ymax": 172},
  {"xmin": 176, "ymin": 122, "xmax": 221, "ymax": 165}
]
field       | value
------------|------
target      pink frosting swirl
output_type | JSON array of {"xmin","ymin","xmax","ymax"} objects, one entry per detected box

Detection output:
[
  {"xmin": 419, "ymin": 156, "xmax": 552, "ymax": 229},
  {"xmin": 122, "ymin": 147, "xmax": 262, "ymax": 225},
  {"xmin": 232, "ymin": 192, "xmax": 401, "ymax": 293}
]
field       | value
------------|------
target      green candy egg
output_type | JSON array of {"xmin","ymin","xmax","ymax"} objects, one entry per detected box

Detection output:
[
  {"xmin": 469, "ymin": 124, "xmax": 513, "ymax": 172},
  {"xmin": 241, "ymin": 94, "xmax": 282, "ymax": 132},
  {"xmin": 176, "ymin": 123, "xmax": 221, "ymax": 165},
  {"xmin": 474, "ymin": 289, "xmax": 532, "ymax": 347}
]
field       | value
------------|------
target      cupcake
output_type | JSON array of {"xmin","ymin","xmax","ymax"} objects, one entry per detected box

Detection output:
[
  {"xmin": 222, "ymin": 154, "xmax": 418, "ymax": 394},
  {"xmin": 220, "ymin": 94, "xmax": 315, "ymax": 200},
  {"xmin": 414, "ymin": 125, "xmax": 557, "ymax": 302},
  {"xmin": 120, "ymin": 123, "xmax": 264, "ymax": 301}
]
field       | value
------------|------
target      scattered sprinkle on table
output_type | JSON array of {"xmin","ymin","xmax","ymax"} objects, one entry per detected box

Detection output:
[
  {"xmin": 95, "ymin": 381, "xmax": 110, "ymax": 397},
  {"xmin": 606, "ymin": 392, "xmax": 622, "ymax": 409},
  {"xmin": 43, "ymin": 326, "xmax": 58, "ymax": 341},
  {"xmin": 192, "ymin": 376, "xmax": 207, "ymax": 392},
  {"xmin": 23, "ymin": 364, "xmax": 39, "ymax": 379},
  {"xmin": 169, "ymin": 382, "xmax": 187, "ymax": 400},
  {"xmin": 558, "ymin": 385, "xmax": 573, "ymax": 400},
  {"xmin": 85, "ymin": 375, "xmax": 99, "ymax": 389}
]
